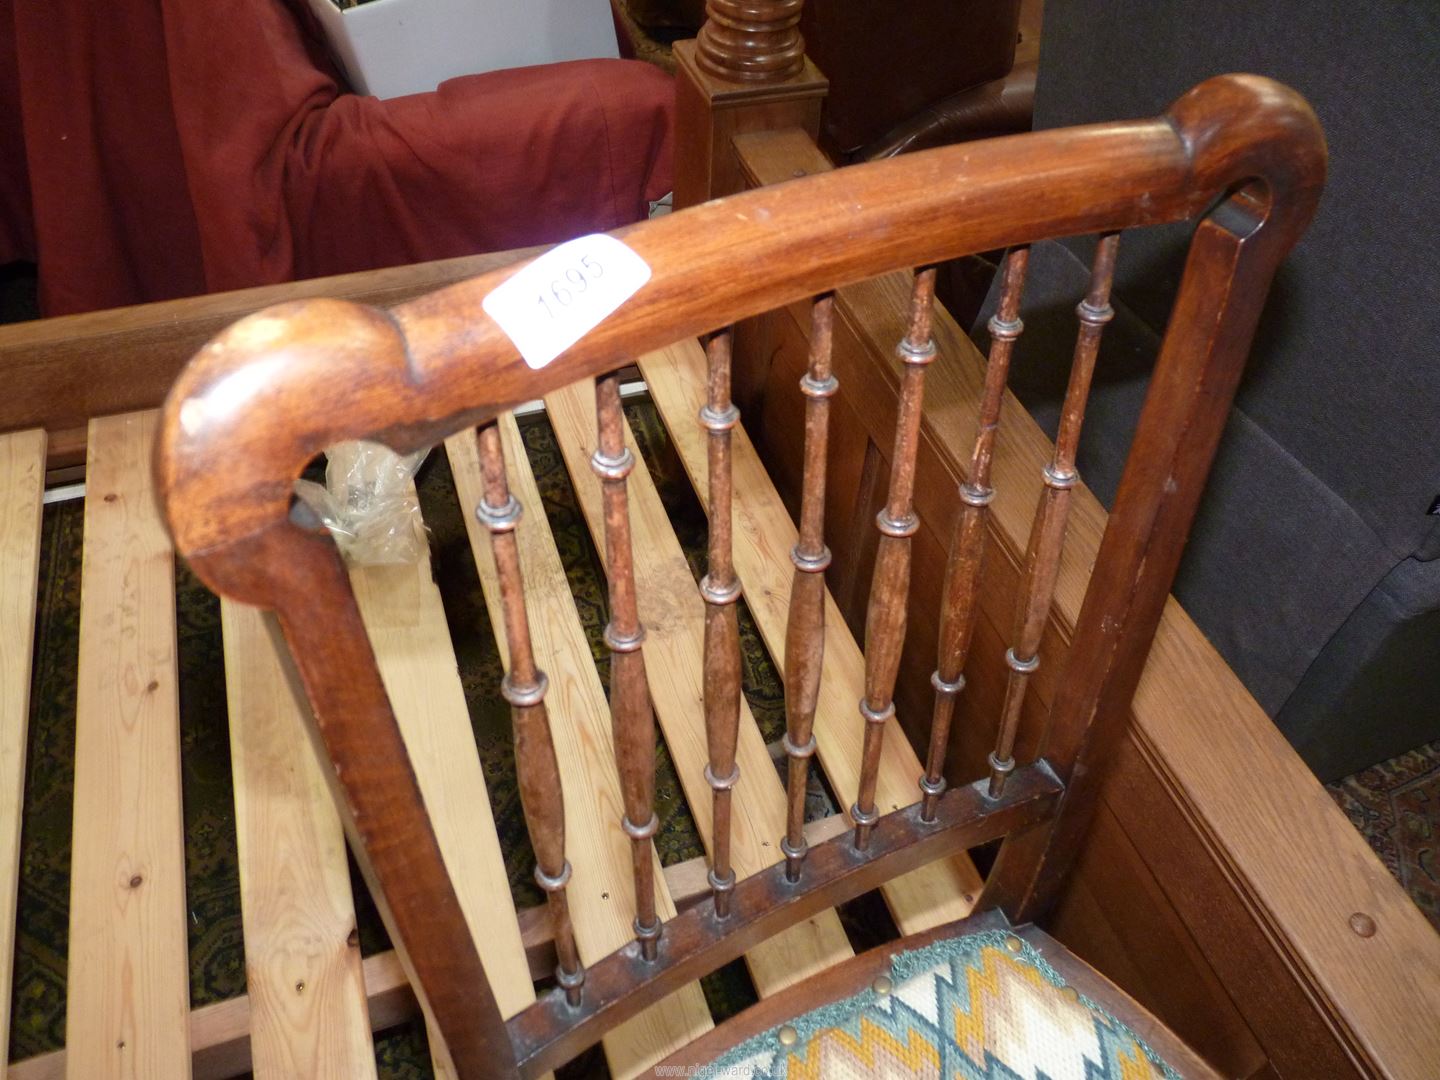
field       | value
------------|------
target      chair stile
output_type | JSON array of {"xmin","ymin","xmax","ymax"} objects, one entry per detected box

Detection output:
[{"xmin": 152, "ymin": 74, "xmax": 1326, "ymax": 1078}]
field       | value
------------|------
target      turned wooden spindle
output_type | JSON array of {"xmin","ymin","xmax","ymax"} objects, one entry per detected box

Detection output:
[
  {"xmin": 781, "ymin": 294, "xmax": 836, "ymax": 880},
  {"xmin": 853, "ymin": 268, "xmax": 939, "ymax": 850},
  {"xmin": 988, "ymin": 233, "xmax": 1120, "ymax": 798},
  {"xmin": 920, "ymin": 249, "xmax": 1030, "ymax": 821},
  {"xmin": 700, "ymin": 329, "xmax": 743, "ymax": 918},
  {"xmin": 592, "ymin": 373, "xmax": 662, "ymax": 959},
  {"xmin": 696, "ymin": 0, "xmax": 806, "ymax": 83},
  {"xmin": 475, "ymin": 422, "xmax": 585, "ymax": 1004}
]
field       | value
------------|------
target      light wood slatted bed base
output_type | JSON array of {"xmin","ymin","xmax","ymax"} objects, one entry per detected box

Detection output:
[
  {"xmin": 7, "ymin": 345, "xmax": 980, "ymax": 1077},
  {"xmin": 223, "ymin": 600, "xmax": 376, "ymax": 1078},
  {"xmin": 68, "ymin": 413, "xmax": 192, "ymax": 1079},
  {"xmin": 0, "ymin": 429, "xmax": 45, "ymax": 1080}
]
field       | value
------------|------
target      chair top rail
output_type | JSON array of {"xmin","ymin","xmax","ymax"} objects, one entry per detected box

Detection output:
[{"xmin": 157, "ymin": 74, "xmax": 1323, "ymax": 604}]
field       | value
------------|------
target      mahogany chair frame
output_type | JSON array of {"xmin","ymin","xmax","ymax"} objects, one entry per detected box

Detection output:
[{"xmin": 155, "ymin": 75, "xmax": 1323, "ymax": 1078}]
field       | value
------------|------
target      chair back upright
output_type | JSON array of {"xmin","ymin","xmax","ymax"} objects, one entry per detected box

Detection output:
[{"xmin": 156, "ymin": 75, "xmax": 1324, "ymax": 1079}]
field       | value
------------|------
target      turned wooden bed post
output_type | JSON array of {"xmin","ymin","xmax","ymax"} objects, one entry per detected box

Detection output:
[{"xmin": 673, "ymin": 0, "xmax": 828, "ymax": 207}]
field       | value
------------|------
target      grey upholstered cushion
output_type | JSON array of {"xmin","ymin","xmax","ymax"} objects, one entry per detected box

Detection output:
[{"xmin": 972, "ymin": 1, "xmax": 1440, "ymax": 777}]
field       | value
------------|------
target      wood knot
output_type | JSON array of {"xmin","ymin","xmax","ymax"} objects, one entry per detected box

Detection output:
[
  {"xmin": 295, "ymin": 979, "xmax": 306, "ymax": 994},
  {"xmin": 1349, "ymin": 912, "xmax": 1377, "ymax": 938},
  {"xmin": 103, "ymin": 493, "xmax": 117, "ymax": 503},
  {"xmin": 128, "ymin": 874, "xmax": 143, "ymax": 889},
  {"xmin": 347, "ymin": 928, "xmax": 360, "ymax": 948},
  {"xmin": 145, "ymin": 680, "xmax": 159, "ymax": 693}
]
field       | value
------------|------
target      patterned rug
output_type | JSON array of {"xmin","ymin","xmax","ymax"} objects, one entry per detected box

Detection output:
[
  {"xmin": 1327, "ymin": 742, "xmax": 1440, "ymax": 933},
  {"xmin": 708, "ymin": 930, "xmax": 1179, "ymax": 1080}
]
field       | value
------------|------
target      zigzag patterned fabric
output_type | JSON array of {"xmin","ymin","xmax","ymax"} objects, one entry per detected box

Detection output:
[{"xmin": 704, "ymin": 930, "xmax": 1182, "ymax": 1079}]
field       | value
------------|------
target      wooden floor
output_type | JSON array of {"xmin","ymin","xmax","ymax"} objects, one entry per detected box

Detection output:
[{"xmin": 1, "ymin": 343, "xmax": 985, "ymax": 1079}]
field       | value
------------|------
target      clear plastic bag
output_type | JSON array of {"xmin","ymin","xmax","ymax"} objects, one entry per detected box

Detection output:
[{"xmin": 293, "ymin": 440, "xmax": 429, "ymax": 565}]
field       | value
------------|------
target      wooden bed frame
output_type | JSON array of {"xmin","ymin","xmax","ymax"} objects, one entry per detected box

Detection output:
[{"xmin": 1, "ymin": 5, "xmax": 1437, "ymax": 1078}]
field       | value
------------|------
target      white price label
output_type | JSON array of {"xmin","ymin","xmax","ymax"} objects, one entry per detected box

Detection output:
[{"xmin": 482, "ymin": 233, "xmax": 652, "ymax": 370}]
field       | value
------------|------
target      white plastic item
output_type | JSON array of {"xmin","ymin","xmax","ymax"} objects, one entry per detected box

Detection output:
[{"xmin": 304, "ymin": 0, "xmax": 621, "ymax": 100}]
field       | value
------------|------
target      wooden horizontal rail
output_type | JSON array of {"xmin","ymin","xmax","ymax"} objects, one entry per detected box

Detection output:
[
  {"xmin": 516, "ymin": 809, "xmax": 855, "ymax": 980},
  {"xmin": 507, "ymin": 765, "xmax": 1062, "ymax": 1078},
  {"xmin": 0, "ymin": 247, "xmax": 539, "ymax": 446}
]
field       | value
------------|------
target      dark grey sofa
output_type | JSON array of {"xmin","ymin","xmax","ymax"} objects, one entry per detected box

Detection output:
[{"xmin": 977, "ymin": 1, "xmax": 1440, "ymax": 780}]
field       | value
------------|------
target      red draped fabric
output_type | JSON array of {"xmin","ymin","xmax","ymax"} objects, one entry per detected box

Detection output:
[{"xmin": 2, "ymin": 0, "xmax": 673, "ymax": 315}]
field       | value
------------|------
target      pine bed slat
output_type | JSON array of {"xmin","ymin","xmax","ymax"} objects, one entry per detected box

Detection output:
[
  {"xmin": 446, "ymin": 419, "xmax": 713, "ymax": 1079},
  {"xmin": 640, "ymin": 340, "xmax": 985, "ymax": 932},
  {"xmin": 67, "ymin": 411, "xmax": 191, "ymax": 1079},
  {"xmin": 221, "ymin": 600, "xmax": 376, "ymax": 1079},
  {"xmin": 0, "ymin": 428, "xmax": 45, "ymax": 1080},
  {"xmin": 348, "ymin": 542, "xmax": 537, "ymax": 1077},
  {"xmin": 543, "ymin": 381, "xmax": 855, "ymax": 993}
]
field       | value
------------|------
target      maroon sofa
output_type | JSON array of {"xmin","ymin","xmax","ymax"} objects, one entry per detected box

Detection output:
[{"xmin": 2, "ymin": 0, "xmax": 674, "ymax": 316}]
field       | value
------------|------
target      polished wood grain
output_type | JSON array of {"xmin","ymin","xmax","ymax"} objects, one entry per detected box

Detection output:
[
  {"xmin": 449, "ymin": 416, "xmax": 713, "ymax": 1077},
  {"xmin": 68, "ymin": 412, "xmax": 191, "ymax": 1080},
  {"xmin": 0, "ymin": 428, "xmax": 44, "ymax": 1079},
  {"xmin": 695, "ymin": 0, "xmax": 805, "ymax": 82},
  {"xmin": 544, "ymin": 380, "xmax": 855, "ymax": 995},
  {"xmin": 221, "ymin": 601, "xmax": 375, "ymax": 1079}
]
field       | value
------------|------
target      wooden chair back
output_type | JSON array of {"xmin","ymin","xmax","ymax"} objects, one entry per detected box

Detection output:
[{"xmin": 156, "ymin": 75, "xmax": 1324, "ymax": 1079}]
